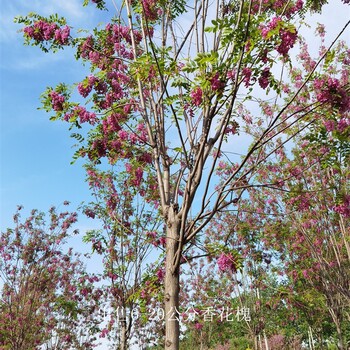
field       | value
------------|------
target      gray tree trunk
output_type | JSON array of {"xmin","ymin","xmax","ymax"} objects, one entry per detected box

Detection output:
[{"xmin": 164, "ymin": 207, "xmax": 180, "ymax": 350}]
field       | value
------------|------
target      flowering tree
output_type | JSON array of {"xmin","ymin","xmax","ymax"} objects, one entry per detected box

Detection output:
[
  {"xmin": 232, "ymin": 139, "xmax": 350, "ymax": 348},
  {"xmin": 228, "ymin": 29, "xmax": 350, "ymax": 347},
  {"xmin": 0, "ymin": 204, "xmax": 101, "ymax": 349},
  {"xmin": 81, "ymin": 165, "xmax": 164, "ymax": 348},
  {"xmin": 16, "ymin": 0, "xmax": 350, "ymax": 348}
]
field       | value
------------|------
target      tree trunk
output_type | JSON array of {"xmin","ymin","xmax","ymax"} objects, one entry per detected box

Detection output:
[
  {"xmin": 254, "ymin": 335, "xmax": 258, "ymax": 350},
  {"xmin": 164, "ymin": 207, "xmax": 180, "ymax": 350},
  {"xmin": 308, "ymin": 326, "xmax": 315, "ymax": 350},
  {"xmin": 116, "ymin": 305, "xmax": 128, "ymax": 350},
  {"xmin": 119, "ymin": 318, "xmax": 127, "ymax": 350},
  {"xmin": 335, "ymin": 321, "xmax": 345, "ymax": 350},
  {"xmin": 263, "ymin": 331, "xmax": 269, "ymax": 350},
  {"xmin": 329, "ymin": 307, "xmax": 345, "ymax": 350}
]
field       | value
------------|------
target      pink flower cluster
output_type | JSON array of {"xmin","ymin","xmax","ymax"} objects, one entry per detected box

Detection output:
[
  {"xmin": 210, "ymin": 73, "xmax": 224, "ymax": 91},
  {"xmin": 258, "ymin": 67, "xmax": 271, "ymax": 89},
  {"xmin": 314, "ymin": 78, "xmax": 350, "ymax": 113},
  {"xmin": 217, "ymin": 252, "xmax": 237, "ymax": 272},
  {"xmin": 277, "ymin": 29, "xmax": 298, "ymax": 56},
  {"xmin": 77, "ymin": 75, "xmax": 98, "ymax": 98},
  {"xmin": 125, "ymin": 163, "xmax": 144, "ymax": 187},
  {"xmin": 142, "ymin": 0, "xmax": 162, "ymax": 21},
  {"xmin": 24, "ymin": 21, "xmax": 70, "ymax": 45},
  {"xmin": 49, "ymin": 91, "xmax": 65, "ymax": 111},
  {"xmin": 260, "ymin": 17, "xmax": 298, "ymax": 56},
  {"xmin": 194, "ymin": 322, "xmax": 203, "ymax": 330},
  {"xmin": 156, "ymin": 268, "xmax": 165, "ymax": 281},
  {"xmin": 102, "ymin": 113, "xmax": 122, "ymax": 134},
  {"xmin": 77, "ymin": 71, "xmax": 129, "ymax": 111},
  {"xmin": 146, "ymin": 231, "xmax": 166, "ymax": 247},
  {"xmin": 324, "ymin": 117, "xmax": 350, "ymax": 133},
  {"xmin": 242, "ymin": 67, "xmax": 252, "ymax": 87},
  {"xmin": 54, "ymin": 26, "xmax": 70, "ymax": 45},
  {"xmin": 79, "ymin": 29, "xmax": 137, "ymax": 70},
  {"xmin": 64, "ymin": 106, "xmax": 97, "ymax": 125},
  {"xmin": 333, "ymin": 195, "xmax": 350, "ymax": 217},
  {"xmin": 337, "ymin": 117, "xmax": 350, "ymax": 133},
  {"xmin": 288, "ymin": 194, "xmax": 311, "ymax": 211},
  {"xmin": 106, "ymin": 23, "xmax": 142, "ymax": 46},
  {"xmin": 251, "ymin": 0, "xmax": 303, "ymax": 16},
  {"xmin": 191, "ymin": 87, "xmax": 203, "ymax": 107},
  {"xmin": 216, "ymin": 161, "xmax": 239, "ymax": 176},
  {"xmin": 260, "ymin": 17, "xmax": 282, "ymax": 39}
]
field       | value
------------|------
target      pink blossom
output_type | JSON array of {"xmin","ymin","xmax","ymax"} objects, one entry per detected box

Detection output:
[
  {"xmin": 314, "ymin": 78, "xmax": 350, "ymax": 113},
  {"xmin": 74, "ymin": 106, "xmax": 97, "ymax": 124},
  {"xmin": 258, "ymin": 67, "xmax": 270, "ymax": 89},
  {"xmin": 191, "ymin": 87, "xmax": 203, "ymax": 107},
  {"xmin": 323, "ymin": 119, "xmax": 336, "ymax": 132},
  {"xmin": 194, "ymin": 322, "xmax": 203, "ymax": 330},
  {"xmin": 141, "ymin": 0, "xmax": 160, "ymax": 21},
  {"xmin": 100, "ymin": 328, "xmax": 109, "ymax": 338},
  {"xmin": 125, "ymin": 163, "xmax": 133, "ymax": 172},
  {"xmin": 49, "ymin": 91, "xmax": 65, "ymax": 111},
  {"xmin": 260, "ymin": 16, "xmax": 282, "ymax": 39},
  {"xmin": 210, "ymin": 73, "xmax": 224, "ymax": 91},
  {"xmin": 337, "ymin": 118, "xmax": 350, "ymax": 133},
  {"xmin": 227, "ymin": 69, "xmax": 236, "ymax": 80},
  {"xmin": 133, "ymin": 167, "xmax": 143, "ymax": 186},
  {"xmin": 333, "ymin": 195, "xmax": 350, "ymax": 217},
  {"xmin": 146, "ymin": 231, "xmax": 157, "ymax": 239},
  {"xmin": 84, "ymin": 208, "xmax": 96, "ymax": 219},
  {"xmin": 277, "ymin": 29, "xmax": 298, "ymax": 56},
  {"xmin": 54, "ymin": 25, "xmax": 70, "ymax": 45},
  {"xmin": 242, "ymin": 67, "xmax": 252, "ymax": 87},
  {"xmin": 156, "ymin": 268, "xmax": 165, "ymax": 281},
  {"xmin": 77, "ymin": 75, "xmax": 97, "ymax": 98},
  {"xmin": 118, "ymin": 130, "xmax": 129, "ymax": 140},
  {"xmin": 302, "ymin": 270, "xmax": 309, "ymax": 279},
  {"xmin": 138, "ymin": 152, "xmax": 152, "ymax": 164},
  {"xmin": 217, "ymin": 252, "xmax": 237, "ymax": 272},
  {"xmin": 159, "ymin": 236, "xmax": 166, "ymax": 247}
]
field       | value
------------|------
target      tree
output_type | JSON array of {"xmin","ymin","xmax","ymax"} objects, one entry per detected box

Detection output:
[
  {"xmin": 228, "ymin": 26, "xmax": 350, "ymax": 348},
  {"xmin": 0, "ymin": 204, "xmax": 101, "ymax": 350},
  {"xmin": 81, "ymin": 165, "xmax": 164, "ymax": 348},
  {"xmin": 16, "ymin": 1, "xmax": 350, "ymax": 348}
]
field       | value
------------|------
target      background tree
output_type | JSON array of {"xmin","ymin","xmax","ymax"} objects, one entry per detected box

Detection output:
[
  {"xmin": 0, "ymin": 204, "xmax": 102, "ymax": 350},
  {"xmin": 81, "ymin": 165, "xmax": 164, "ymax": 348},
  {"xmin": 230, "ymin": 30, "xmax": 350, "ymax": 347},
  {"xmin": 16, "ymin": 1, "xmax": 350, "ymax": 349}
]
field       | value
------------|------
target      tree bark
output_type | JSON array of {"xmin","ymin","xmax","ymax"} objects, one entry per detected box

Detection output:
[
  {"xmin": 335, "ymin": 320, "xmax": 345, "ymax": 350},
  {"xmin": 164, "ymin": 206, "xmax": 180, "ymax": 350},
  {"xmin": 119, "ymin": 317, "xmax": 127, "ymax": 350}
]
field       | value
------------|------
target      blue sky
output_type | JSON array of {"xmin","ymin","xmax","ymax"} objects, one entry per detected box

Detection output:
[
  {"xmin": 0, "ymin": 1, "xmax": 107, "ymax": 230},
  {"xmin": 0, "ymin": 1, "xmax": 349, "ymax": 228}
]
